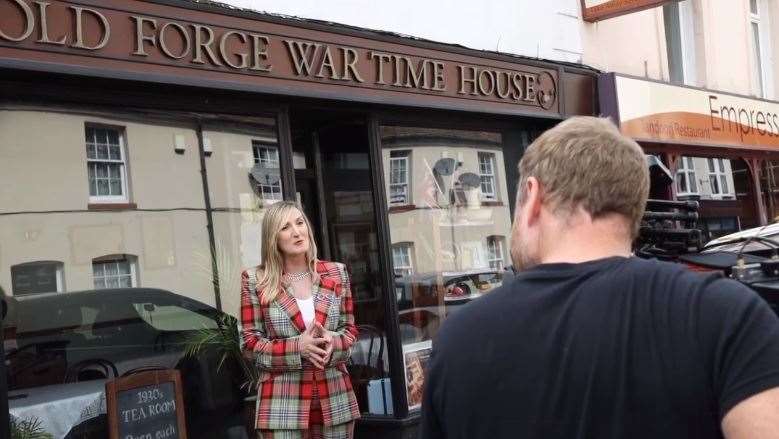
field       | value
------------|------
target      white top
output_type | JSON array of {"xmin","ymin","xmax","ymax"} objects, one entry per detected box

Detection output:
[{"xmin": 295, "ymin": 296, "xmax": 315, "ymax": 328}]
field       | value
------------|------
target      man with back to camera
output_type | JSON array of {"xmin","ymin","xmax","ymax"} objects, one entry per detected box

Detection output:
[{"xmin": 419, "ymin": 116, "xmax": 779, "ymax": 439}]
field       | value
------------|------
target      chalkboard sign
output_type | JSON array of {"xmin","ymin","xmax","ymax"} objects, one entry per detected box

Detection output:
[{"xmin": 106, "ymin": 369, "xmax": 188, "ymax": 439}]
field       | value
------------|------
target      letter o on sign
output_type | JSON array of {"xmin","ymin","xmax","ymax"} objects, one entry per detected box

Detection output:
[{"xmin": 0, "ymin": 0, "xmax": 34, "ymax": 42}]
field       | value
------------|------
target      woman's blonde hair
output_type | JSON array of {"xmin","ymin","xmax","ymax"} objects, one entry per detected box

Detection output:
[{"xmin": 257, "ymin": 201, "xmax": 320, "ymax": 303}]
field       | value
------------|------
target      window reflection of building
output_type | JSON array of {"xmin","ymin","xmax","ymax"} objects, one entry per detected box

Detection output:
[
  {"xmin": 392, "ymin": 243, "xmax": 414, "ymax": 276},
  {"xmin": 389, "ymin": 151, "xmax": 411, "ymax": 205},
  {"xmin": 85, "ymin": 126, "xmax": 128, "ymax": 203},
  {"xmin": 676, "ymin": 156, "xmax": 698, "ymax": 195},
  {"xmin": 708, "ymin": 158, "xmax": 733, "ymax": 198},
  {"xmin": 478, "ymin": 152, "xmax": 497, "ymax": 201},
  {"xmin": 10, "ymin": 261, "xmax": 65, "ymax": 295},
  {"xmin": 486, "ymin": 236, "xmax": 505, "ymax": 270},
  {"xmin": 252, "ymin": 141, "xmax": 282, "ymax": 202},
  {"xmin": 381, "ymin": 125, "xmax": 517, "ymax": 367},
  {"xmin": 0, "ymin": 107, "xmax": 280, "ymax": 314},
  {"xmin": 92, "ymin": 255, "xmax": 137, "ymax": 289}
]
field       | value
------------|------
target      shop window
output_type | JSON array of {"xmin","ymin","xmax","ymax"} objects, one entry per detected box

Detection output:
[
  {"xmin": 750, "ymin": 0, "xmax": 774, "ymax": 98},
  {"xmin": 707, "ymin": 158, "xmax": 733, "ymax": 198},
  {"xmin": 392, "ymin": 242, "xmax": 415, "ymax": 277},
  {"xmin": 664, "ymin": 1, "xmax": 699, "ymax": 85},
  {"xmin": 486, "ymin": 236, "xmax": 506, "ymax": 270},
  {"xmin": 11, "ymin": 261, "xmax": 64, "ymax": 295},
  {"xmin": 381, "ymin": 125, "xmax": 510, "ymax": 412},
  {"xmin": 251, "ymin": 141, "xmax": 282, "ymax": 202},
  {"xmin": 478, "ymin": 152, "xmax": 498, "ymax": 201},
  {"xmin": 86, "ymin": 125, "xmax": 129, "ymax": 203},
  {"xmin": 92, "ymin": 255, "xmax": 137, "ymax": 289},
  {"xmin": 389, "ymin": 151, "xmax": 411, "ymax": 205},
  {"xmin": 676, "ymin": 156, "xmax": 699, "ymax": 196}
]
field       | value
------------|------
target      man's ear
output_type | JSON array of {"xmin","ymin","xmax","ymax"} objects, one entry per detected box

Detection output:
[{"xmin": 524, "ymin": 176, "xmax": 544, "ymax": 225}]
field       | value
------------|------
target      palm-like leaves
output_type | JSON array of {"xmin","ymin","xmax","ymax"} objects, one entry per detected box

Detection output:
[{"xmin": 10, "ymin": 417, "xmax": 53, "ymax": 439}]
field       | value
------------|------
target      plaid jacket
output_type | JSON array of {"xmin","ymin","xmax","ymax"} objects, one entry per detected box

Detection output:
[{"xmin": 240, "ymin": 260, "xmax": 361, "ymax": 430}]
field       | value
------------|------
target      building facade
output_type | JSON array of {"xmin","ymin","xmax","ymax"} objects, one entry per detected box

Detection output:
[{"xmin": 584, "ymin": 0, "xmax": 779, "ymax": 239}]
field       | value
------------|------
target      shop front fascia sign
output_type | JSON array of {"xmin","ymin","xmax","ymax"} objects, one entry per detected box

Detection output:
[
  {"xmin": 600, "ymin": 74, "xmax": 779, "ymax": 151},
  {"xmin": 581, "ymin": 0, "xmax": 681, "ymax": 22},
  {"xmin": 0, "ymin": 0, "xmax": 559, "ymax": 117}
]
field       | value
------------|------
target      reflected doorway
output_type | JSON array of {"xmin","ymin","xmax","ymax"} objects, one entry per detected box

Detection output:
[{"xmin": 289, "ymin": 111, "xmax": 388, "ymax": 413}]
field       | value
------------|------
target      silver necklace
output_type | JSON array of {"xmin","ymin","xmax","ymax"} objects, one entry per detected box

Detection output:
[{"xmin": 284, "ymin": 271, "xmax": 311, "ymax": 283}]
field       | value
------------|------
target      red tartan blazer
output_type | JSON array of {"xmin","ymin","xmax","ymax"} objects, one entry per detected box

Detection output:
[{"xmin": 240, "ymin": 260, "xmax": 360, "ymax": 430}]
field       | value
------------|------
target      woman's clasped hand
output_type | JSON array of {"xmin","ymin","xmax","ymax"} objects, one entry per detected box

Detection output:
[{"xmin": 300, "ymin": 321, "xmax": 334, "ymax": 369}]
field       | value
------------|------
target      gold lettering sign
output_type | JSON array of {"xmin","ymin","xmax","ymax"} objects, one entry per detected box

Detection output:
[{"xmin": 0, "ymin": 0, "xmax": 559, "ymax": 115}]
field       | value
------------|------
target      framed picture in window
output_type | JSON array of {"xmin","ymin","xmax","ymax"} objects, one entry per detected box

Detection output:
[{"xmin": 402, "ymin": 340, "xmax": 433, "ymax": 411}]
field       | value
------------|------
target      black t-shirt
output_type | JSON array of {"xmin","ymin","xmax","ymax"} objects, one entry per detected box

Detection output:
[{"xmin": 420, "ymin": 256, "xmax": 779, "ymax": 439}]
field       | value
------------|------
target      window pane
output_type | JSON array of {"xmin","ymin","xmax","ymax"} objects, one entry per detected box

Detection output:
[
  {"xmin": 753, "ymin": 22, "xmax": 764, "ymax": 96},
  {"xmin": 751, "ymin": 0, "xmax": 758, "ymax": 14},
  {"xmin": 677, "ymin": 173, "xmax": 687, "ymax": 193},
  {"xmin": 97, "ymin": 179, "xmax": 109, "ymax": 195},
  {"xmin": 710, "ymin": 175, "xmax": 720, "ymax": 194},
  {"xmin": 721, "ymin": 175, "xmax": 729, "ymax": 194},
  {"xmin": 107, "ymin": 130, "xmax": 119, "ymax": 146},
  {"xmin": 109, "ymin": 144, "xmax": 121, "ymax": 160},
  {"xmin": 689, "ymin": 173, "xmax": 698, "ymax": 193},
  {"xmin": 96, "ymin": 142, "xmax": 108, "ymax": 159},
  {"xmin": 381, "ymin": 126, "xmax": 509, "ymax": 392},
  {"xmin": 96, "ymin": 163, "xmax": 108, "ymax": 178},
  {"xmin": 11, "ymin": 262, "xmax": 61, "ymax": 295}
]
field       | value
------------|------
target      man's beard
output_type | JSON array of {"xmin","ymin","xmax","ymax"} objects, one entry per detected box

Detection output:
[{"xmin": 510, "ymin": 235, "xmax": 539, "ymax": 272}]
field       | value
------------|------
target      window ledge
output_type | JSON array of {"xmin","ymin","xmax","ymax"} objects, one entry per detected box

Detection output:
[
  {"xmin": 88, "ymin": 202, "xmax": 137, "ymax": 211},
  {"xmin": 388, "ymin": 204, "xmax": 416, "ymax": 213}
]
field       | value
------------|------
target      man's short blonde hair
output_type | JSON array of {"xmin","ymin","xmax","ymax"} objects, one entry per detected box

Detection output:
[{"xmin": 518, "ymin": 116, "xmax": 649, "ymax": 238}]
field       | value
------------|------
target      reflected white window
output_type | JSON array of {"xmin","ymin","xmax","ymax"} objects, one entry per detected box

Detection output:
[
  {"xmin": 664, "ymin": 1, "xmax": 698, "ymax": 86},
  {"xmin": 11, "ymin": 261, "xmax": 64, "ymax": 295},
  {"xmin": 676, "ymin": 156, "xmax": 699, "ymax": 195},
  {"xmin": 478, "ymin": 152, "xmax": 497, "ymax": 201},
  {"xmin": 392, "ymin": 243, "xmax": 414, "ymax": 276},
  {"xmin": 750, "ymin": 0, "xmax": 774, "ymax": 98},
  {"xmin": 708, "ymin": 158, "xmax": 732, "ymax": 197},
  {"xmin": 486, "ymin": 236, "xmax": 505, "ymax": 270},
  {"xmin": 86, "ymin": 126, "xmax": 128, "ymax": 203},
  {"xmin": 389, "ymin": 151, "xmax": 410, "ymax": 205},
  {"xmin": 252, "ymin": 142, "xmax": 282, "ymax": 201},
  {"xmin": 93, "ymin": 255, "xmax": 137, "ymax": 289}
]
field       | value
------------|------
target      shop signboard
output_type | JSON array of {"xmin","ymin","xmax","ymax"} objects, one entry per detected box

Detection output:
[
  {"xmin": 600, "ymin": 73, "xmax": 779, "ymax": 151},
  {"xmin": 0, "ymin": 0, "xmax": 560, "ymax": 117},
  {"xmin": 581, "ymin": 0, "xmax": 681, "ymax": 22},
  {"xmin": 106, "ymin": 369, "xmax": 187, "ymax": 439}
]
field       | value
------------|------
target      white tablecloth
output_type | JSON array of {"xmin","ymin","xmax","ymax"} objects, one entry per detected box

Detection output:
[{"xmin": 9, "ymin": 379, "xmax": 107, "ymax": 439}]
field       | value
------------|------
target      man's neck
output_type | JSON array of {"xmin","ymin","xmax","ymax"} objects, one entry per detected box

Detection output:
[{"xmin": 539, "ymin": 211, "xmax": 633, "ymax": 265}]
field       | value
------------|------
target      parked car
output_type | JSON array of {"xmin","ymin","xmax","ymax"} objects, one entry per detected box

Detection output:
[
  {"xmin": 394, "ymin": 269, "xmax": 505, "ymax": 343},
  {"xmin": 3, "ymin": 288, "xmax": 248, "ymax": 439}
]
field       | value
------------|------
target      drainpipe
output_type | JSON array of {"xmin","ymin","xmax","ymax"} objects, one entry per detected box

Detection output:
[{"xmin": 196, "ymin": 122, "xmax": 222, "ymax": 311}]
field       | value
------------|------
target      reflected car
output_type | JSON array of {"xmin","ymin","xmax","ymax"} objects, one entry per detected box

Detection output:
[
  {"xmin": 394, "ymin": 270, "xmax": 505, "ymax": 343},
  {"xmin": 3, "ymin": 288, "xmax": 247, "ymax": 439}
]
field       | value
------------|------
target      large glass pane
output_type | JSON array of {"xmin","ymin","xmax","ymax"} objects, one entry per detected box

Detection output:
[
  {"xmin": 2, "ymin": 106, "xmax": 278, "ymax": 438},
  {"xmin": 381, "ymin": 125, "xmax": 513, "ymax": 412}
]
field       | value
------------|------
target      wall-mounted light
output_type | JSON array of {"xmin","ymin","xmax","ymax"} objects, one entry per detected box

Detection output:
[
  {"xmin": 174, "ymin": 133, "xmax": 187, "ymax": 154},
  {"xmin": 203, "ymin": 137, "xmax": 213, "ymax": 156}
]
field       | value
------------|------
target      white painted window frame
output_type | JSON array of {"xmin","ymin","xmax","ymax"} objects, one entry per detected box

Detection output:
[
  {"xmin": 389, "ymin": 154, "xmax": 410, "ymax": 205},
  {"xmin": 478, "ymin": 152, "xmax": 497, "ymax": 201},
  {"xmin": 86, "ymin": 126, "xmax": 129, "ymax": 204},
  {"xmin": 676, "ymin": 156, "xmax": 699, "ymax": 196},
  {"xmin": 92, "ymin": 255, "xmax": 138, "ymax": 289}
]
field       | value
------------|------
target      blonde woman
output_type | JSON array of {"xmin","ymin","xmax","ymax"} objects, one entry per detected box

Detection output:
[{"xmin": 240, "ymin": 201, "xmax": 360, "ymax": 438}]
